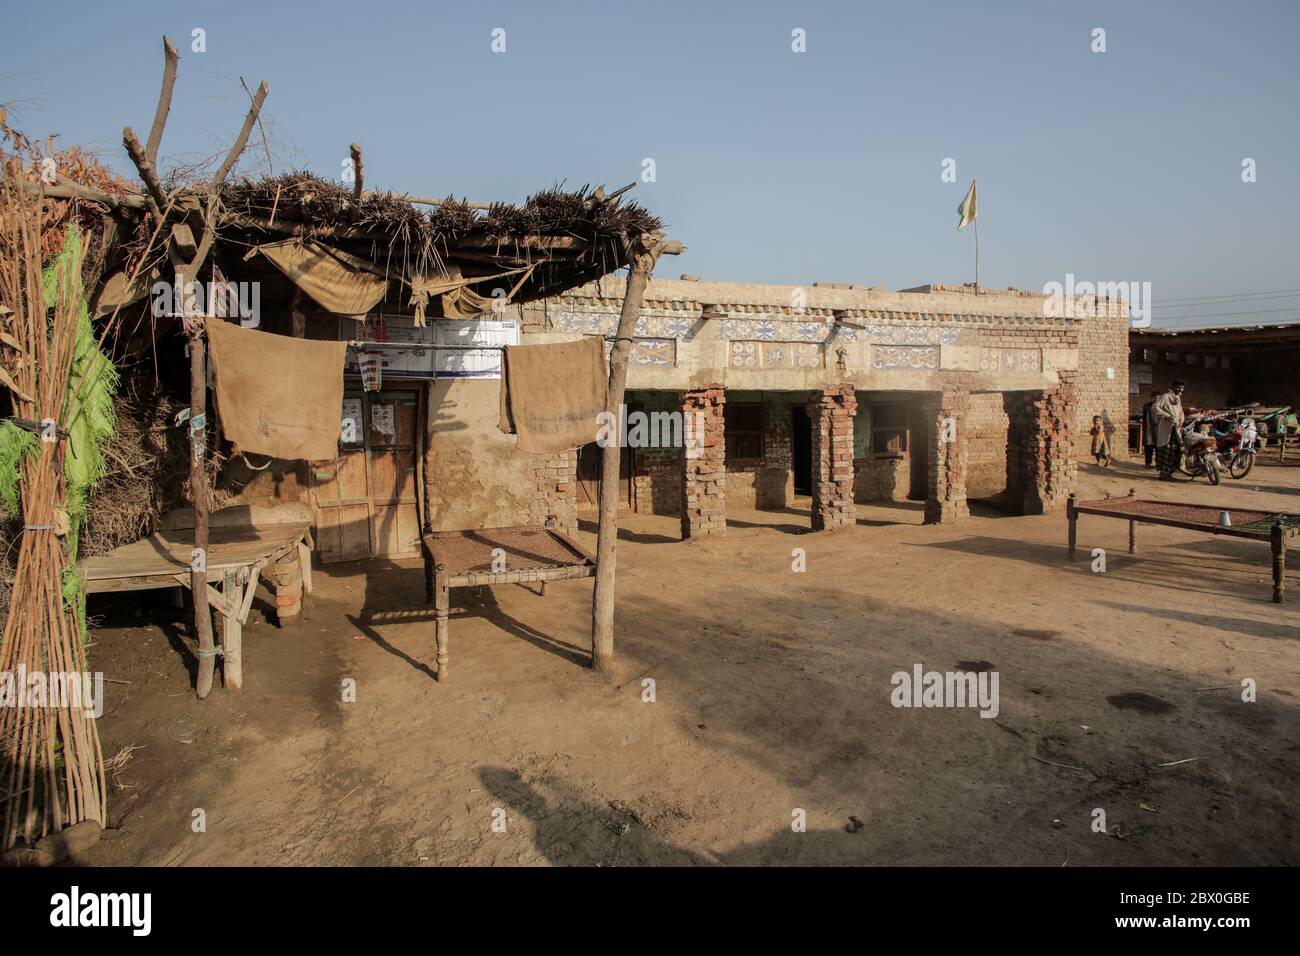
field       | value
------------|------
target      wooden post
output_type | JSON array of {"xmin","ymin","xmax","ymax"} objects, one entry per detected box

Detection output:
[
  {"xmin": 123, "ymin": 37, "xmax": 268, "ymax": 698},
  {"xmin": 221, "ymin": 570, "xmax": 242, "ymax": 690},
  {"xmin": 1271, "ymin": 520, "xmax": 1286, "ymax": 604},
  {"xmin": 189, "ymin": 327, "xmax": 216, "ymax": 698},
  {"xmin": 590, "ymin": 241, "xmax": 660, "ymax": 672},
  {"xmin": 434, "ymin": 572, "xmax": 450, "ymax": 680},
  {"xmin": 1067, "ymin": 492, "xmax": 1077, "ymax": 559},
  {"xmin": 1127, "ymin": 487, "xmax": 1137, "ymax": 554}
]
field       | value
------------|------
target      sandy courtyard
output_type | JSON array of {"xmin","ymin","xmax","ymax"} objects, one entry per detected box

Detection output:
[{"xmin": 75, "ymin": 458, "xmax": 1299, "ymax": 866}]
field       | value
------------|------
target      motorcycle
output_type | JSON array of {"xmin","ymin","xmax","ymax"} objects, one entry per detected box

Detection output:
[
  {"xmin": 1177, "ymin": 425, "xmax": 1222, "ymax": 485},
  {"xmin": 1223, "ymin": 417, "xmax": 1258, "ymax": 479},
  {"xmin": 1181, "ymin": 415, "xmax": 1257, "ymax": 480}
]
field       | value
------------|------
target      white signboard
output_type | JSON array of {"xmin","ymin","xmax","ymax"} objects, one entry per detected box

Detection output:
[
  {"xmin": 345, "ymin": 317, "xmax": 519, "ymax": 380},
  {"xmin": 436, "ymin": 348, "xmax": 502, "ymax": 378}
]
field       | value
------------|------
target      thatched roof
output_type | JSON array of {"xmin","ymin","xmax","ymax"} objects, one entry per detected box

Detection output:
[{"xmin": 214, "ymin": 172, "xmax": 664, "ymax": 304}]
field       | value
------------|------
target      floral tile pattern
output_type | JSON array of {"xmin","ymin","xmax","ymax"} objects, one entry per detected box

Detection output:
[
  {"xmin": 871, "ymin": 345, "xmax": 940, "ymax": 370},
  {"xmin": 979, "ymin": 348, "xmax": 1041, "ymax": 372}
]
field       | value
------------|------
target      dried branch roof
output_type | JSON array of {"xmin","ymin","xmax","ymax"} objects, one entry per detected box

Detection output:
[{"xmin": 214, "ymin": 172, "xmax": 664, "ymax": 302}]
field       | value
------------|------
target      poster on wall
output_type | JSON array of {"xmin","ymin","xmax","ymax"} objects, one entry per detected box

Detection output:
[{"xmin": 371, "ymin": 403, "xmax": 396, "ymax": 437}]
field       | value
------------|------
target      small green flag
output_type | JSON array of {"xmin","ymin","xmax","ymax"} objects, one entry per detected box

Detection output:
[{"xmin": 957, "ymin": 180, "xmax": 977, "ymax": 231}]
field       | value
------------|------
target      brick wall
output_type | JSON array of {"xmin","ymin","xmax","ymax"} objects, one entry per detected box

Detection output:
[
  {"xmin": 965, "ymin": 392, "xmax": 1010, "ymax": 499},
  {"xmin": 530, "ymin": 449, "xmax": 578, "ymax": 534},
  {"xmin": 1074, "ymin": 312, "xmax": 1130, "ymax": 459},
  {"xmin": 853, "ymin": 457, "xmax": 908, "ymax": 501}
]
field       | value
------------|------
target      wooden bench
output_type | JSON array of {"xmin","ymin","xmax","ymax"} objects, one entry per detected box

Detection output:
[{"xmin": 80, "ymin": 510, "xmax": 314, "ymax": 689}]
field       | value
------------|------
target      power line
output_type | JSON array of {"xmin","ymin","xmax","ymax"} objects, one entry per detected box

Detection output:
[
  {"xmin": 1153, "ymin": 306, "xmax": 1300, "ymax": 322},
  {"xmin": 1159, "ymin": 283, "xmax": 1300, "ymax": 303}
]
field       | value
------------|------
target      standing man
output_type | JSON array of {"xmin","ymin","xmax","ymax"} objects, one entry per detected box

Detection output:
[
  {"xmin": 1153, "ymin": 381, "xmax": 1186, "ymax": 480},
  {"xmin": 1142, "ymin": 389, "xmax": 1161, "ymax": 467}
]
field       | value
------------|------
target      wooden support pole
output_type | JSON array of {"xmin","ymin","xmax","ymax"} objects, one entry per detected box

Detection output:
[
  {"xmin": 189, "ymin": 329, "xmax": 216, "ymax": 698},
  {"xmin": 1067, "ymin": 492, "xmax": 1078, "ymax": 559},
  {"xmin": 1272, "ymin": 520, "xmax": 1286, "ymax": 604},
  {"xmin": 434, "ymin": 573, "xmax": 450, "ymax": 680},
  {"xmin": 1127, "ymin": 487, "xmax": 1137, "ymax": 554},
  {"xmin": 220, "ymin": 570, "xmax": 242, "ymax": 690},
  {"xmin": 590, "ymin": 237, "xmax": 678, "ymax": 671}
]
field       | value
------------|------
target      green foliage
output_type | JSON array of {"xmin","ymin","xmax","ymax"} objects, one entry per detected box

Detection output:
[
  {"xmin": 36, "ymin": 226, "xmax": 119, "ymax": 638},
  {"xmin": 44, "ymin": 227, "xmax": 118, "ymax": 520},
  {"xmin": 0, "ymin": 419, "xmax": 38, "ymax": 516}
]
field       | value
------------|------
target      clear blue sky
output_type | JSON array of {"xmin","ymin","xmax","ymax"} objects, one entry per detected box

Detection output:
[{"xmin": 4, "ymin": 0, "xmax": 1297, "ymax": 328}]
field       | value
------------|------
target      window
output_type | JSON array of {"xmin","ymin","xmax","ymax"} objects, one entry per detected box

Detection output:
[
  {"xmin": 871, "ymin": 402, "xmax": 909, "ymax": 456},
  {"xmin": 724, "ymin": 402, "xmax": 764, "ymax": 460}
]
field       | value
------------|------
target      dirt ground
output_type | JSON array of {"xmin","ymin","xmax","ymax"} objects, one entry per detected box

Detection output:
[{"xmin": 75, "ymin": 457, "xmax": 1299, "ymax": 866}]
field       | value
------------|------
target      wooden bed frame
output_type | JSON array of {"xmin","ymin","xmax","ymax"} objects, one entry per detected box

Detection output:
[
  {"xmin": 422, "ymin": 523, "xmax": 596, "ymax": 680},
  {"xmin": 1066, "ymin": 490, "xmax": 1296, "ymax": 603}
]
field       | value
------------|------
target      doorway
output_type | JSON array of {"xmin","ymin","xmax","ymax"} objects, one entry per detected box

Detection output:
[
  {"xmin": 312, "ymin": 386, "xmax": 424, "ymax": 562},
  {"xmin": 791, "ymin": 403, "xmax": 812, "ymax": 495},
  {"xmin": 576, "ymin": 442, "xmax": 633, "ymax": 511}
]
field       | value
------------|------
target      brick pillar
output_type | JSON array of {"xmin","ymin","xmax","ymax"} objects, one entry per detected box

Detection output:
[
  {"xmin": 806, "ymin": 384, "xmax": 858, "ymax": 531},
  {"xmin": 680, "ymin": 385, "xmax": 726, "ymax": 539},
  {"xmin": 534, "ymin": 449, "xmax": 578, "ymax": 534},
  {"xmin": 923, "ymin": 385, "xmax": 970, "ymax": 524},
  {"xmin": 1003, "ymin": 381, "xmax": 1077, "ymax": 515},
  {"xmin": 271, "ymin": 551, "xmax": 304, "ymax": 627}
]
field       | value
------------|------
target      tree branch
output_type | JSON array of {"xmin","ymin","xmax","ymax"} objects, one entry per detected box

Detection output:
[
  {"xmin": 122, "ymin": 126, "xmax": 168, "ymax": 220},
  {"xmin": 209, "ymin": 80, "xmax": 267, "ymax": 196},
  {"xmin": 145, "ymin": 35, "xmax": 180, "ymax": 164},
  {"xmin": 349, "ymin": 143, "xmax": 364, "ymax": 212}
]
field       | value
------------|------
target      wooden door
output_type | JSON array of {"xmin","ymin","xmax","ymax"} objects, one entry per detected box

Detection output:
[
  {"xmin": 576, "ymin": 442, "xmax": 633, "ymax": 512},
  {"xmin": 366, "ymin": 389, "xmax": 422, "ymax": 558},
  {"xmin": 312, "ymin": 387, "xmax": 423, "ymax": 563}
]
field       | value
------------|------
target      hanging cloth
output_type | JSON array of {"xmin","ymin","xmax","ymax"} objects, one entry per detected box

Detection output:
[
  {"xmin": 499, "ymin": 336, "xmax": 607, "ymax": 454},
  {"xmin": 205, "ymin": 317, "xmax": 348, "ymax": 460},
  {"xmin": 245, "ymin": 238, "xmax": 389, "ymax": 318}
]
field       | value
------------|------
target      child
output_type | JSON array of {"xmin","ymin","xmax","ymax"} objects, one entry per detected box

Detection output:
[{"xmin": 1090, "ymin": 415, "xmax": 1111, "ymax": 467}]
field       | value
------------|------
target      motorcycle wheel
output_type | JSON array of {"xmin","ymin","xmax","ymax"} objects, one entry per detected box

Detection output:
[
  {"xmin": 1230, "ymin": 451, "xmax": 1254, "ymax": 479},
  {"xmin": 1206, "ymin": 456, "xmax": 1221, "ymax": 485}
]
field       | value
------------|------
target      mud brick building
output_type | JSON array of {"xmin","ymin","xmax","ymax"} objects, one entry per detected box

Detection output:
[
  {"xmin": 1129, "ymin": 323, "xmax": 1300, "ymax": 416},
  {"xmin": 420, "ymin": 279, "xmax": 1130, "ymax": 538}
]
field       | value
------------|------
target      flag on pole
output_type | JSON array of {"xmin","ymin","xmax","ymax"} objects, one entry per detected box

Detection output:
[{"xmin": 956, "ymin": 180, "xmax": 978, "ymax": 231}]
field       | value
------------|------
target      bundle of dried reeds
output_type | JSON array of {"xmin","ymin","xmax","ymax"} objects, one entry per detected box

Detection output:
[{"xmin": 0, "ymin": 168, "xmax": 107, "ymax": 848}]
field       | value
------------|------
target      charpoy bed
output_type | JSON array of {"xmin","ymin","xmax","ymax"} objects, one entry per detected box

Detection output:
[
  {"xmin": 421, "ymin": 523, "xmax": 596, "ymax": 680},
  {"xmin": 1066, "ymin": 491, "xmax": 1298, "ymax": 602}
]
